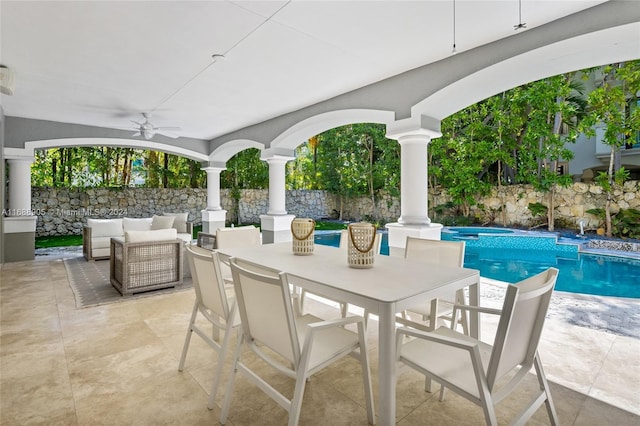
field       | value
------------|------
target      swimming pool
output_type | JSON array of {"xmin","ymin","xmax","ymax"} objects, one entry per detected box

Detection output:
[{"xmin": 314, "ymin": 229, "xmax": 640, "ymax": 299}]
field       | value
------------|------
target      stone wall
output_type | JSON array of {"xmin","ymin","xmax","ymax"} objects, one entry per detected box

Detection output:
[
  {"xmin": 30, "ymin": 180, "xmax": 639, "ymax": 237},
  {"xmin": 430, "ymin": 180, "xmax": 640, "ymax": 229},
  {"xmin": 31, "ymin": 187, "xmax": 339, "ymax": 236}
]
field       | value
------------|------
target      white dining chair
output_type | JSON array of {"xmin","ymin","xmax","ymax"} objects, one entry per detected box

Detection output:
[
  {"xmin": 396, "ymin": 267, "xmax": 559, "ymax": 426},
  {"xmin": 396, "ymin": 237, "xmax": 468, "ymax": 334},
  {"xmin": 215, "ymin": 225, "xmax": 262, "ymax": 249},
  {"xmin": 219, "ymin": 257, "xmax": 376, "ymax": 426},
  {"xmin": 178, "ymin": 244, "xmax": 241, "ymax": 410}
]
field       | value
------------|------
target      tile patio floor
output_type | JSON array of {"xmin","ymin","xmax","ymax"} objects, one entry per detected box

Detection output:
[{"xmin": 1, "ymin": 255, "xmax": 639, "ymax": 425}]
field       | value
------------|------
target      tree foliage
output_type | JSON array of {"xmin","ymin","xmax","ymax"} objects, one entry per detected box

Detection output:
[{"xmin": 579, "ymin": 61, "xmax": 640, "ymax": 236}]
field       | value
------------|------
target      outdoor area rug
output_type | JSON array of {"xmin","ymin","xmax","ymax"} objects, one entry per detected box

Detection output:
[{"xmin": 63, "ymin": 255, "xmax": 193, "ymax": 308}]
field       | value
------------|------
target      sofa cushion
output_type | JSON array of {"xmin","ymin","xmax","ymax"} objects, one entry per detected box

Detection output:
[
  {"xmin": 176, "ymin": 233, "xmax": 192, "ymax": 243},
  {"xmin": 123, "ymin": 217, "xmax": 153, "ymax": 232},
  {"xmin": 125, "ymin": 228, "xmax": 178, "ymax": 243},
  {"xmin": 151, "ymin": 215, "xmax": 175, "ymax": 230},
  {"xmin": 87, "ymin": 218, "xmax": 123, "ymax": 238},
  {"xmin": 163, "ymin": 212, "xmax": 189, "ymax": 233},
  {"xmin": 92, "ymin": 236, "xmax": 113, "ymax": 249}
]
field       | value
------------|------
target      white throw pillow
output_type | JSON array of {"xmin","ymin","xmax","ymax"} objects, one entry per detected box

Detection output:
[
  {"xmin": 163, "ymin": 212, "xmax": 189, "ymax": 233},
  {"xmin": 123, "ymin": 217, "xmax": 153, "ymax": 232},
  {"xmin": 125, "ymin": 228, "xmax": 178, "ymax": 243},
  {"xmin": 87, "ymin": 218, "xmax": 123, "ymax": 238},
  {"xmin": 151, "ymin": 215, "xmax": 175, "ymax": 230}
]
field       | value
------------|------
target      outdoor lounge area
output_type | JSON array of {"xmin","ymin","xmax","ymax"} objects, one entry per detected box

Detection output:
[{"xmin": 1, "ymin": 251, "xmax": 638, "ymax": 425}]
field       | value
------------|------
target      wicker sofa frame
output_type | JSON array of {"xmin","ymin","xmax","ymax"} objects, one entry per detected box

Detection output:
[{"xmin": 110, "ymin": 237, "xmax": 184, "ymax": 296}]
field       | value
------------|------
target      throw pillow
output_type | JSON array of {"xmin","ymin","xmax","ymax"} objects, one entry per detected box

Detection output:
[
  {"xmin": 163, "ymin": 212, "xmax": 189, "ymax": 233},
  {"xmin": 151, "ymin": 215, "xmax": 175, "ymax": 230}
]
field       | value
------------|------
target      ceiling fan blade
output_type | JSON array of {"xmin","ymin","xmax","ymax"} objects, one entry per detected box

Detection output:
[
  {"xmin": 132, "ymin": 131, "xmax": 142, "ymax": 137},
  {"xmin": 131, "ymin": 120, "xmax": 143, "ymax": 126},
  {"xmin": 155, "ymin": 126, "xmax": 182, "ymax": 131},
  {"xmin": 156, "ymin": 130, "xmax": 180, "ymax": 139}
]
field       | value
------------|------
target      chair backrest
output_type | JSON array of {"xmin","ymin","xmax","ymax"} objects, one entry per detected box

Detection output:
[
  {"xmin": 404, "ymin": 237, "xmax": 465, "ymax": 267},
  {"xmin": 215, "ymin": 226, "xmax": 261, "ymax": 249},
  {"xmin": 338, "ymin": 229, "xmax": 382, "ymax": 254},
  {"xmin": 229, "ymin": 257, "xmax": 300, "ymax": 366},
  {"xmin": 487, "ymin": 267, "xmax": 559, "ymax": 389},
  {"xmin": 185, "ymin": 244, "xmax": 231, "ymax": 320}
]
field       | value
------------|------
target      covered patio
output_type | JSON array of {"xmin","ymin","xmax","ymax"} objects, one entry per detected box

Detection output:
[{"xmin": 1, "ymin": 2, "xmax": 640, "ymax": 425}]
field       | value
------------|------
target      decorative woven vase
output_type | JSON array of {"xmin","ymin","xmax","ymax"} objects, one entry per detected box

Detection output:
[
  {"xmin": 347, "ymin": 222, "xmax": 377, "ymax": 268},
  {"xmin": 291, "ymin": 218, "xmax": 315, "ymax": 255}
]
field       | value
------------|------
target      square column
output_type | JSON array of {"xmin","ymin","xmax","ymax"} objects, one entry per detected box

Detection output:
[
  {"xmin": 3, "ymin": 155, "xmax": 37, "ymax": 262},
  {"xmin": 260, "ymin": 214, "xmax": 295, "ymax": 244}
]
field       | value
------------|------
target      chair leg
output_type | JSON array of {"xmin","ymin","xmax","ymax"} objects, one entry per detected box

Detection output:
[
  {"xmin": 178, "ymin": 301, "xmax": 199, "ymax": 371},
  {"xmin": 340, "ymin": 302, "xmax": 348, "ymax": 318},
  {"xmin": 288, "ymin": 370, "xmax": 309, "ymax": 426},
  {"xmin": 219, "ymin": 334, "xmax": 244, "ymax": 425},
  {"xmin": 207, "ymin": 322, "xmax": 234, "ymax": 410},
  {"xmin": 535, "ymin": 355, "xmax": 559, "ymax": 426},
  {"xmin": 425, "ymin": 377, "xmax": 436, "ymax": 393},
  {"xmin": 356, "ymin": 321, "xmax": 376, "ymax": 425},
  {"xmin": 439, "ymin": 384, "xmax": 447, "ymax": 401}
]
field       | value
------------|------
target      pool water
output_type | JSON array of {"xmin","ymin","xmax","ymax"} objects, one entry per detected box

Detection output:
[{"xmin": 314, "ymin": 230, "xmax": 640, "ymax": 299}]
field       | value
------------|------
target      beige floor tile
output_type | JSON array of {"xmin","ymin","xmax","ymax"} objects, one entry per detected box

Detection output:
[
  {"xmin": 574, "ymin": 396, "xmax": 640, "ymax": 426},
  {"xmin": 538, "ymin": 319, "xmax": 616, "ymax": 394},
  {"xmin": 588, "ymin": 335, "xmax": 640, "ymax": 414}
]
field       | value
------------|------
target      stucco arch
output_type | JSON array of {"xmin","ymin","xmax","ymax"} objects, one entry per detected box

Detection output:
[
  {"xmin": 16, "ymin": 138, "xmax": 209, "ymax": 162},
  {"xmin": 207, "ymin": 139, "xmax": 264, "ymax": 167},
  {"xmin": 269, "ymin": 109, "xmax": 395, "ymax": 151},
  {"xmin": 414, "ymin": 22, "xmax": 640, "ymax": 121}
]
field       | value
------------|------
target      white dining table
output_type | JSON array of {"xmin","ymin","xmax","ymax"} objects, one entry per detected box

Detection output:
[{"xmin": 216, "ymin": 242, "xmax": 480, "ymax": 426}]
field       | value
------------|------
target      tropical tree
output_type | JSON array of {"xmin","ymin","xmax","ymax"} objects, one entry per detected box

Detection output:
[
  {"xmin": 312, "ymin": 123, "xmax": 399, "ymax": 222},
  {"xmin": 580, "ymin": 61, "xmax": 640, "ymax": 237},
  {"xmin": 514, "ymin": 74, "xmax": 584, "ymax": 231}
]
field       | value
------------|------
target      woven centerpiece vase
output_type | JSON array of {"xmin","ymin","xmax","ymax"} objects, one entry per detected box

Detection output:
[
  {"xmin": 291, "ymin": 218, "xmax": 315, "ymax": 255},
  {"xmin": 347, "ymin": 222, "xmax": 377, "ymax": 268}
]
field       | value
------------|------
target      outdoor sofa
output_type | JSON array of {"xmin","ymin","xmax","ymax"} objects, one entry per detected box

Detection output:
[{"xmin": 83, "ymin": 213, "xmax": 193, "ymax": 260}]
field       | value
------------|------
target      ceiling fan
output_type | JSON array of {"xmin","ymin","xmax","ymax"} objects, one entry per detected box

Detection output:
[{"xmin": 131, "ymin": 113, "xmax": 181, "ymax": 139}]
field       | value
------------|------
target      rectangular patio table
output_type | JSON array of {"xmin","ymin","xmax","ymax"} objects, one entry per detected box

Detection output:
[{"xmin": 217, "ymin": 242, "xmax": 480, "ymax": 426}]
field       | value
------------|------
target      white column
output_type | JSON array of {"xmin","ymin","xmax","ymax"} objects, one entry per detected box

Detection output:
[
  {"xmin": 385, "ymin": 116, "xmax": 443, "ymax": 256},
  {"xmin": 203, "ymin": 166, "xmax": 224, "ymax": 210},
  {"xmin": 7, "ymin": 157, "xmax": 34, "ymax": 214},
  {"xmin": 266, "ymin": 156, "xmax": 289, "ymax": 215},
  {"xmin": 201, "ymin": 166, "xmax": 227, "ymax": 234},
  {"xmin": 397, "ymin": 134, "xmax": 431, "ymax": 225},
  {"xmin": 260, "ymin": 151, "xmax": 295, "ymax": 244}
]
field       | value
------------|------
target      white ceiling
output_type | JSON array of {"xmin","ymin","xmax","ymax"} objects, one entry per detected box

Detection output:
[{"xmin": 0, "ymin": 0, "xmax": 609, "ymax": 141}]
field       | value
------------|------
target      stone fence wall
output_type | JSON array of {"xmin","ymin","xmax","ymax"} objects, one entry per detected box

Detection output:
[
  {"xmin": 30, "ymin": 180, "xmax": 639, "ymax": 237},
  {"xmin": 31, "ymin": 188, "xmax": 340, "ymax": 237}
]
